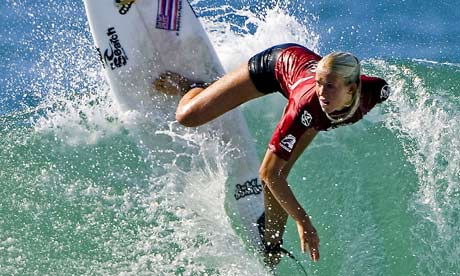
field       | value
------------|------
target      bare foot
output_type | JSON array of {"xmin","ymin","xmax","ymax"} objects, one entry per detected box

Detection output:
[{"xmin": 153, "ymin": 71, "xmax": 192, "ymax": 95}]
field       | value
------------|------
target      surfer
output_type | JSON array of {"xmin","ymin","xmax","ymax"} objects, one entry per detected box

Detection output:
[{"xmin": 155, "ymin": 43, "xmax": 390, "ymax": 266}]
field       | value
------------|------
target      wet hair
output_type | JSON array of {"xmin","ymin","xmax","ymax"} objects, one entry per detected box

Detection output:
[{"xmin": 317, "ymin": 52, "xmax": 361, "ymax": 85}]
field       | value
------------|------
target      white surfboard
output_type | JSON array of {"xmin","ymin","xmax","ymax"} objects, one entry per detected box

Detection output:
[{"xmin": 83, "ymin": 0, "xmax": 264, "ymax": 252}]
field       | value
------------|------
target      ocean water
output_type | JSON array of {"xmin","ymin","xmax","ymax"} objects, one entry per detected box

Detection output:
[{"xmin": 1, "ymin": 0, "xmax": 460, "ymax": 275}]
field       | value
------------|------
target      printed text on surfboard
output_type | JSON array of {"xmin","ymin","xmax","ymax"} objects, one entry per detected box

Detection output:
[
  {"xmin": 234, "ymin": 178, "xmax": 262, "ymax": 200},
  {"xmin": 98, "ymin": 27, "xmax": 128, "ymax": 70}
]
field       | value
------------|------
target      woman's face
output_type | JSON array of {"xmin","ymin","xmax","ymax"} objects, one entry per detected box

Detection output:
[{"xmin": 315, "ymin": 69, "xmax": 356, "ymax": 114}]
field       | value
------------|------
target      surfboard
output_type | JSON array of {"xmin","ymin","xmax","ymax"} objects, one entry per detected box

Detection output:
[{"xmin": 83, "ymin": 0, "xmax": 264, "ymax": 253}]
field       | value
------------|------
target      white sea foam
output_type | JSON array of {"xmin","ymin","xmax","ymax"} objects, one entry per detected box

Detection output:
[
  {"xmin": 412, "ymin": 58, "xmax": 460, "ymax": 68},
  {"xmin": 201, "ymin": 4, "xmax": 320, "ymax": 72},
  {"xmin": 370, "ymin": 59, "xmax": 460, "ymax": 273}
]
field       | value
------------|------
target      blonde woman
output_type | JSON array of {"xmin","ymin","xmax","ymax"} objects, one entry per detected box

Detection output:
[{"xmin": 155, "ymin": 43, "xmax": 390, "ymax": 266}]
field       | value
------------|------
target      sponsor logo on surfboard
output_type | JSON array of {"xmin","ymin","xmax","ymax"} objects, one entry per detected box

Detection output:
[
  {"xmin": 102, "ymin": 27, "xmax": 128, "ymax": 70},
  {"xmin": 280, "ymin": 134, "xmax": 296, "ymax": 153},
  {"xmin": 118, "ymin": 2, "xmax": 133, "ymax": 15},
  {"xmin": 234, "ymin": 178, "xmax": 262, "ymax": 200},
  {"xmin": 156, "ymin": 0, "xmax": 182, "ymax": 31}
]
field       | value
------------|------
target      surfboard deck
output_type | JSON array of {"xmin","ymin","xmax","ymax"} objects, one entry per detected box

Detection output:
[{"xmin": 83, "ymin": 0, "xmax": 264, "ymax": 253}]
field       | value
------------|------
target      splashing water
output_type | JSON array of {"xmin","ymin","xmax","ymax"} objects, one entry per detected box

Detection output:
[
  {"xmin": 1, "ymin": 1, "xmax": 321, "ymax": 275},
  {"xmin": 370, "ymin": 59, "xmax": 460, "ymax": 274},
  {"xmin": 2, "ymin": 0, "xmax": 460, "ymax": 275}
]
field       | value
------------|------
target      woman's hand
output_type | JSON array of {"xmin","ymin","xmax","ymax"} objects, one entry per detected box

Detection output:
[{"xmin": 296, "ymin": 217, "xmax": 320, "ymax": 262}]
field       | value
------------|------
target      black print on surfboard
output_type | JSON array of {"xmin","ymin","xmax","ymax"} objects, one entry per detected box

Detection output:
[
  {"xmin": 156, "ymin": 0, "xmax": 182, "ymax": 32},
  {"xmin": 119, "ymin": 3, "xmax": 132, "ymax": 14},
  {"xmin": 100, "ymin": 27, "xmax": 128, "ymax": 70},
  {"xmin": 234, "ymin": 178, "xmax": 262, "ymax": 200},
  {"xmin": 115, "ymin": 0, "xmax": 134, "ymax": 15}
]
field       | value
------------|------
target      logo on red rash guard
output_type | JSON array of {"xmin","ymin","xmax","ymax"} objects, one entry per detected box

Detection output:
[
  {"xmin": 280, "ymin": 134, "xmax": 296, "ymax": 152},
  {"xmin": 380, "ymin": 84, "xmax": 391, "ymax": 100},
  {"xmin": 301, "ymin": 110, "xmax": 313, "ymax": 127}
]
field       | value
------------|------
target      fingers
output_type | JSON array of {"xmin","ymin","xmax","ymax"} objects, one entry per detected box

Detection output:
[
  {"xmin": 305, "ymin": 228, "xmax": 320, "ymax": 262},
  {"xmin": 297, "ymin": 222, "xmax": 320, "ymax": 262},
  {"xmin": 309, "ymin": 236, "xmax": 320, "ymax": 262},
  {"xmin": 303, "ymin": 231, "xmax": 320, "ymax": 261},
  {"xmin": 300, "ymin": 237, "xmax": 306, "ymax": 254}
]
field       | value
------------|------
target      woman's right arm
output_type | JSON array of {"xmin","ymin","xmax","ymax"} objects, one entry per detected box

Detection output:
[{"xmin": 259, "ymin": 128, "xmax": 320, "ymax": 261}]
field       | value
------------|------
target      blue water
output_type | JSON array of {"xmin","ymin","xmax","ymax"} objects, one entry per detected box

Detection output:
[{"xmin": 1, "ymin": 0, "xmax": 460, "ymax": 275}]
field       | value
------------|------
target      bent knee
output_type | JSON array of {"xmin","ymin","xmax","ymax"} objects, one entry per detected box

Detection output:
[{"xmin": 175, "ymin": 105, "xmax": 203, "ymax": 127}]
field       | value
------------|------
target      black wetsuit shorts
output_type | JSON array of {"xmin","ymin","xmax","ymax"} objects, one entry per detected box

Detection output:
[{"xmin": 248, "ymin": 43, "xmax": 301, "ymax": 94}]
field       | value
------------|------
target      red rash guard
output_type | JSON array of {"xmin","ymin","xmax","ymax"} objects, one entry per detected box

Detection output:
[{"xmin": 248, "ymin": 44, "xmax": 390, "ymax": 161}]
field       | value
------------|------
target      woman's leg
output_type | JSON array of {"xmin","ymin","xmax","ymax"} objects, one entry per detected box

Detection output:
[{"xmin": 176, "ymin": 62, "xmax": 264, "ymax": 127}]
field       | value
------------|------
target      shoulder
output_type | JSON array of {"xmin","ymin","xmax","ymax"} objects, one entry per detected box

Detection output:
[
  {"xmin": 298, "ymin": 91, "xmax": 331, "ymax": 131},
  {"xmin": 361, "ymin": 75, "xmax": 391, "ymax": 104}
]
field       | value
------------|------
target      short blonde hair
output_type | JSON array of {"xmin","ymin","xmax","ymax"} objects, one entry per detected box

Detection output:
[{"xmin": 317, "ymin": 52, "xmax": 361, "ymax": 85}]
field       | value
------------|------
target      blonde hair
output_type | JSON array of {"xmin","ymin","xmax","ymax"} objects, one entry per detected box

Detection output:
[
  {"xmin": 317, "ymin": 52, "xmax": 362, "ymax": 124},
  {"xmin": 317, "ymin": 51, "xmax": 361, "ymax": 85}
]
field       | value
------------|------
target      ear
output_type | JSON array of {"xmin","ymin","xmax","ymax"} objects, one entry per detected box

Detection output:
[{"xmin": 348, "ymin": 83, "xmax": 357, "ymax": 95}]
